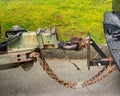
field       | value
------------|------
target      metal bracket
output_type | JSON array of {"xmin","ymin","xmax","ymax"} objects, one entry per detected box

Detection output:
[{"xmin": 87, "ymin": 33, "xmax": 113, "ymax": 70}]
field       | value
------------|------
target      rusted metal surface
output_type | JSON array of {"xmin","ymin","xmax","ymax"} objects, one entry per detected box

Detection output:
[
  {"xmin": 0, "ymin": 50, "xmax": 35, "ymax": 70},
  {"xmin": 82, "ymin": 64, "xmax": 117, "ymax": 87},
  {"xmin": 30, "ymin": 49, "xmax": 117, "ymax": 89},
  {"xmin": 87, "ymin": 34, "xmax": 91, "ymax": 70},
  {"xmin": 0, "ymin": 23, "xmax": 118, "ymax": 89},
  {"xmin": 60, "ymin": 37, "xmax": 87, "ymax": 50},
  {"xmin": 90, "ymin": 57, "xmax": 115, "ymax": 66}
]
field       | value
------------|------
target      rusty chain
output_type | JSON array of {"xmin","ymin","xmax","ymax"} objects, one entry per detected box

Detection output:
[{"xmin": 30, "ymin": 50, "xmax": 118, "ymax": 89}]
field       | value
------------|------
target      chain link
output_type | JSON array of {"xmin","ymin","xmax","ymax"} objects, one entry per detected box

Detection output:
[{"xmin": 30, "ymin": 51, "xmax": 118, "ymax": 89}]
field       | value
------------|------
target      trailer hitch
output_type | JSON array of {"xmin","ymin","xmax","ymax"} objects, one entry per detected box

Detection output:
[
  {"xmin": 59, "ymin": 33, "xmax": 115, "ymax": 70},
  {"xmin": 0, "ymin": 24, "xmax": 118, "ymax": 89}
]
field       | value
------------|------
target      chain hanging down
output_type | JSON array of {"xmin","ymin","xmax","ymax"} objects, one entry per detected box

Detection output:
[{"xmin": 30, "ymin": 49, "xmax": 118, "ymax": 89}]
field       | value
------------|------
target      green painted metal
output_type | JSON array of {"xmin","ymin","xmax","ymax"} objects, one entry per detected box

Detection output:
[
  {"xmin": 8, "ymin": 28, "xmax": 58, "ymax": 52},
  {"xmin": 112, "ymin": 0, "xmax": 120, "ymax": 11},
  {"xmin": 0, "ymin": 27, "xmax": 59, "ymax": 70},
  {"xmin": 8, "ymin": 32, "xmax": 40, "ymax": 52},
  {"xmin": 37, "ymin": 27, "xmax": 58, "ymax": 49},
  {"xmin": 41, "ymin": 32, "xmax": 58, "ymax": 48}
]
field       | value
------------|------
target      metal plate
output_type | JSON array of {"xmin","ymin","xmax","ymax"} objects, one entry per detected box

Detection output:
[
  {"xmin": 8, "ymin": 32, "xmax": 39, "ymax": 51},
  {"xmin": 0, "ymin": 51, "xmax": 33, "ymax": 65},
  {"xmin": 87, "ymin": 33, "xmax": 91, "ymax": 70},
  {"xmin": 104, "ymin": 11, "xmax": 120, "ymax": 69}
]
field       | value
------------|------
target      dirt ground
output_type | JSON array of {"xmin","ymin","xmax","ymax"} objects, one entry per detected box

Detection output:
[{"xmin": 0, "ymin": 59, "xmax": 120, "ymax": 96}]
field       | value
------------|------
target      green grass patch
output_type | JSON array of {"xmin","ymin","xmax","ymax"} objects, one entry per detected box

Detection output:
[{"xmin": 0, "ymin": 0, "xmax": 112, "ymax": 43}]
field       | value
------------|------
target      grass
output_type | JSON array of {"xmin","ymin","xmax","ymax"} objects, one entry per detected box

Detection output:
[{"xmin": 0, "ymin": 0, "xmax": 112, "ymax": 43}]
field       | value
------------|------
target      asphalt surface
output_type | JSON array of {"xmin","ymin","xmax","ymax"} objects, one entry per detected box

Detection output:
[{"xmin": 0, "ymin": 59, "xmax": 120, "ymax": 96}]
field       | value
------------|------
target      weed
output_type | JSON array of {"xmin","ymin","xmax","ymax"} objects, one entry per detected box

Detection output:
[{"xmin": 0, "ymin": 0, "xmax": 112, "ymax": 43}]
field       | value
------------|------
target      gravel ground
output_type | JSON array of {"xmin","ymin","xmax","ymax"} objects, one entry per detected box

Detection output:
[{"xmin": 0, "ymin": 59, "xmax": 120, "ymax": 96}]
